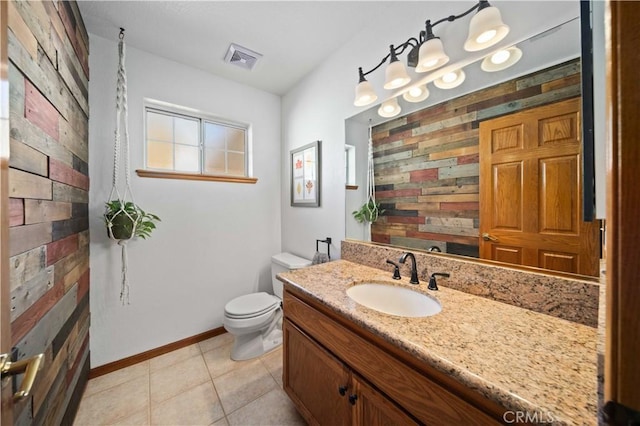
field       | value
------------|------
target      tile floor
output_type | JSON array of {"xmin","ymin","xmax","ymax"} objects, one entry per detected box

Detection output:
[{"xmin": 73, "ymin": 333, "xmax": 306, "ymax": 425}]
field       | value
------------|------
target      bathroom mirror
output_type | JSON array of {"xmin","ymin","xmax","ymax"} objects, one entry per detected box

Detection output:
[{"xmin": 345, "ymin": 1, "xmax": 603, "ymax": 279}]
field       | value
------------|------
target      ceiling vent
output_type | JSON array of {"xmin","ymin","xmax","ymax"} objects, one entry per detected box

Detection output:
[{"xmin": 224, "ymin": 43, "xmax": 262, "ymax": 71}]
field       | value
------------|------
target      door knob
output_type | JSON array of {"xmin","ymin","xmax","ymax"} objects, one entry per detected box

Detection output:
[
  {"xmin": 1, "ymin": 353, "xmax": 44, "ymax": 401},
  {"xmin": 482, "ymin": 233, "xmax": 499, "ymax": 242}
]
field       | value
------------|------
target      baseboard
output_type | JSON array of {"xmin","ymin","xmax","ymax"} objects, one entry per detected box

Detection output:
[{"xmin": 89, "ymin": 327, "xmax": 226, "ymax": 379}]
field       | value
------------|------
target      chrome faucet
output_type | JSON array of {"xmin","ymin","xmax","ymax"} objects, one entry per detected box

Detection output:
[{"xmin": 399, "ymin": 252, "xmax": 419, "ymax": 284}]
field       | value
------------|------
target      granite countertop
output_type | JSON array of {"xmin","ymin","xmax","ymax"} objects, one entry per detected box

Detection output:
[{"xmin": 278, "ymin": 259, "xmax": 598, "ymax": 425}]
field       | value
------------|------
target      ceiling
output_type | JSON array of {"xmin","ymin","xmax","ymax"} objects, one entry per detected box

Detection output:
[
  {"xmin": 78, "ymin": 1, "xmax": 580, "ymax": 97},
  {"xmin": 78, "ymin": 1, "xmax": 407, "ymax": 95}
]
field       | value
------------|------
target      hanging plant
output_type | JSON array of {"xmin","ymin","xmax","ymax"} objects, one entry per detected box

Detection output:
[
  {"xmin": 104, "ymin": 200, "xmax": 160, "ymax": 241},
  {"xmin": 352, "ymin": 198, "xmax": 384, "ymax": 224}
]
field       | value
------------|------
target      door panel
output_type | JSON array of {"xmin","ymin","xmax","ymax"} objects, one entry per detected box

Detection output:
[
  {"xmin": 539, "ymin": 155, "xmax": 579, "ymax": 234},
  {"xmin": 480, "ymin": 97, "xmax": 600, "ymax": 276},
  {"xmin": 492, "ymin": 162, "xmax": 522, "ymax": 230},
  {"xmin": 283, "ymin": 320, "xmax": 351, "ymax": 426}
]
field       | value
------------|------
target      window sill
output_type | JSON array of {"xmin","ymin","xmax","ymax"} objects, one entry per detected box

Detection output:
[
  {"xmin": 346, "ymin": 185, "xmax": 359, "ymax": 190},
  {"xmin": 136, "ymin": 170, "xmax": 258, "ymax": 184}
]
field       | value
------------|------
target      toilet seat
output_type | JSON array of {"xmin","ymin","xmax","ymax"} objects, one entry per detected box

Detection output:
[{"xmin": 224, "ymin": 292, "xmax": 280, "ymax": 319}]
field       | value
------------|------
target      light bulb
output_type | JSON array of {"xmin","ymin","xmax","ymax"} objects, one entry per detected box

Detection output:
[
  {"xmin": 491, "ymin": 50, "xmax": 511, "ymax": 65},
  {"xmin": 476, "ymin": 29, "xmax": 497, "ymax": 44},
  {"xmin": 442, "ymin": 72, "xmax": 458, "ymax": 83},
  {"xmin": 409, "ymin": 87, "xmax": 423, "ymax": 97}
]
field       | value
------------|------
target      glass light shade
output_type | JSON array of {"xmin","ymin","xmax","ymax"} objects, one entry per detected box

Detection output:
[
  {"xmin": 403, "ymin": 85, "xmax": 430, "ymax": 103},
  {"xmin": 415, "ymin": 38, "xmax": 449, "ymax": 73},
  {"xmin": 433, "ymin": 69, "xmax": 466, "ymax": 89},
  {"xmin": 383, "ymin": 60, "xmax": 411, "ymax": 90},
  {"xmin": 481, "ymin": 46, "xmax": 522, "ymax": 72},
  {"xmin": 464, "ymin": 6, "xmax": 510, "ymax": 52},
  {"xmin": 378, "ymin": 97, "xmax": 401, "ymax": 118},
  {"xmin": 354, "ymin": 80, "xmax": 378, "ymax": 107}
]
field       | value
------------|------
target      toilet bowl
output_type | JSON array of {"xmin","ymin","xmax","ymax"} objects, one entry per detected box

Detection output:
[{"xmin": 223, "ymin": 252, "xmax": 311, "ymax": 360}]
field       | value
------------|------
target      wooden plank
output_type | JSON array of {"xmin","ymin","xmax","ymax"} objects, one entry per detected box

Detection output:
[
  {"xmin": 10, "ymin": 0, "xmax": 55, "ymax": 63},
  {"xmin": 78, "ymin": 230, "xmax": 89, "ymax": 249},
  {"xmin": 49, "ymin": 158, "xmax": 89, "ymax": 190},
  {"xmin": 423, "ymin": 184, "xmax": 479, "ymax": 196},
  {"xmin": 418, "ymin": 223, "xmax": 479, "ymax": 237},
  {"xmin": 9, "ymin": 198, "xmax": 24, "ymax": 226},
  {"xmin": 13, "ymin": 282, "xmax": 78, "ymax": 360},
  {"xmin": 375, "ymin": 173, "xmax": 410, "ymax": 185},
  {"xmin": 10, "ymin": 112, "xmax": 73, "ymax": 167},
  {"xmin": 52, "ymin": 217, "xmax": 89, "ymax": 241},
  {"xmin": 9, "ymin": 167, "xmax": 52, "ymax": 199},
  {"xmin": 425, "ymin": 217, "xmax": 477, "ymax": 228},
  {"xmin": 10, "ymin": 264, "xmax": 54, "ymax": 321},
  {"xmin": 412, "ymin": 112, "xmax": 478, "ymax": 137},
  {"xmin": 417, "ymin": 128, "xmax": 479, "ymax": 151},
  {"xmin": 46, "ymin": 234, "xmax": 79, "ymax": 266},
  {"xmin": 438, "ymin": 163, "xmax": 479, "ymax": 180},
  {"xmin": 404, "ymin": 231, "xmax": 479, "ymax": 246},
  {"xmin": 476, "ymin": 85, "xmax": 581, "ymax": 121},
  {"xmin": 399, "ymin": 158, "xmax": 457, "ymax": 174},
  {"xmin": 9, "ymin": 246, "xmax": 46, "ymax": 292},
  {"xmin": 67, "ymin": 1, "xmax": 90, "ymax": 55},
  {"xmin": 9, "ymin": 222, "xmax": 52, "ymax": 256},
  {"xmin": 24, "ymin": 75, "xmax": 60, "ymax": 140},
  {"xmin": 516, "ymin": 60, "xmax": 581, "ymax": 91},
  {"xmin": 9, "ymin": 138, "xmax": 48, "ymax": 176},
  {"xmin": 62, "ymin": 258, "xmax": 89, "ymax": 292},
  {"xmin": 7, "ymin": 0, "xmax": 38, "ymax": 59},
  {"xmin": 53, "ymin": 245, "xmax": 88, "ymax": 285},
  {"xmin": 418, "ymin": 193, "xmax": 479, "ymax": 203},
  {"xmin": 76, "ymin": 268, "xmax": 89, "ymax": 302},
  {"xmin": 50, "ymin": 24, "xmax": 88, "ymax": 111},
  {"xmin": 58, "ymin": 118, "xmax": 88, "ymax": 163},
  {"xmin": 24, "ymin": 199, "xmax": 72, "ymax": 224},
  {"xmin": 52, "ymin": 182, "xmax": 88, "ymax": 203},
  {"xmin": 429, "ymin": 145, "xmax": 479, "ymax": 161},
  {"xmin": 8, "ymin": 30, "xmax": 89, "ymax": 137},
  {"xmin": 11, "ymin": 279, "xmax": 64, "ymax": 346},
  {"xmin": 541, "ymin": 73, "xmax": 582, "ymax": 93},
  {"xmin": 373, "ymin": 150, "xmax": 412, "ymax": 165}
]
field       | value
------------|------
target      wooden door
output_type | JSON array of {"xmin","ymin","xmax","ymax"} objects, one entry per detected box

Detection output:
[
  {"xmin": 0, "ymin": 0, "xmax": 13, "ymax": 422},
  {"xmin": 351, "ymin": 374, "xmax": 417, "ymax": 426},
  {"xmin": 283, "ymin": 320, "xmax": 352, "ymax": 425},
  {"xmin": 479, "ymin": 97, "xmax": 600, "ymax": 276},
  {"xmin": 605, "ymin": 0, "xmax": 640, "ymax": 418}
]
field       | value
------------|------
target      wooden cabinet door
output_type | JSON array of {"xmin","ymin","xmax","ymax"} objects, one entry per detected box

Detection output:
[
  {"xmin": 351, "ymin": 374, "xmax": 418, "ymax": 426},
  {"xmin": 283, "ymin": 319, "xmax": 352, "ymax": 426},
  {"xmin": 479, "ymin": 97, "xmax": 600, "ymax": 276}
]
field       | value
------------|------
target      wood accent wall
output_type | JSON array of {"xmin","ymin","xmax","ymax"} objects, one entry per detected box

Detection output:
[
  {"xmin": 371, "ymin": 59, "xmax": 581, "ymax": 257},
  {"xmin": 7, "ymin": 1, "xmax": 89, "ymax": 424}
]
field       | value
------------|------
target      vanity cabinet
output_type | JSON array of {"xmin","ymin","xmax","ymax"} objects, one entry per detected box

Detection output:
[{"xmin": 283, "ymin": 287, "xmax": 503, "ymax": 426}]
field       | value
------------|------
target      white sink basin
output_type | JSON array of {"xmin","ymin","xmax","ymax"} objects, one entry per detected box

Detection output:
[{"xmin": 346, "ymin": 283, "xmax": 441, "ymax": 317}]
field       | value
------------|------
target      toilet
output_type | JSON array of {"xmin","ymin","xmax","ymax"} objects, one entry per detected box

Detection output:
[{"xmin": 223, "ymin": 252, "xmax": 311, "ymax": 360}]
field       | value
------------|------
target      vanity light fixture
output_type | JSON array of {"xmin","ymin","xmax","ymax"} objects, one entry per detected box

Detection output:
[
  {"xmin": 378, "ymin": 97, "xmax": 402, "ymax": 118},
  {"xmin": 403, "ymin": 85, "xmax": 430, "ymax": 103},
  {"xmin": 353, "ymin": 0, "xmax": 510, "ymax": 107},
  {"xmin": 433, "ymin": 69, "xmax": 466, "ymax": 90},
  {"xmin": 481, "ymin": 46, "xmax": 523, "ymax": 72}
]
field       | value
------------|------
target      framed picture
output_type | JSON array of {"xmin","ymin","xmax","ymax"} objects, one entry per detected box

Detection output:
[{"xmin": 291, "ymin": 140, "xmax": 321, "ymax": 207}]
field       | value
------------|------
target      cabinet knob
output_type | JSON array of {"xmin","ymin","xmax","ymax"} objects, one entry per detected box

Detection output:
[
  {"xmin": 338, "ymin": 385, "xmax": 347, "ymax": 396},
  {"xmin": 348, "ymin": 394, "xmax": 358, "ymax": 405}
]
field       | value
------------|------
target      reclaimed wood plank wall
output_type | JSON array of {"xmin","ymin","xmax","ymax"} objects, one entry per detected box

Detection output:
[
  {"xmin": 7, "ymin": 1, "xmax": 89, "ymax": 424},
  {"xmin": 371, "ymin": 59, "xmax": 581, "ymax": 257}
]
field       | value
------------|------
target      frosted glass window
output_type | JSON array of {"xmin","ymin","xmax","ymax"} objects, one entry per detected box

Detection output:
[
  {"xmin": 204, "ymin": 149, "xmax": 226, "ymax": 174},
  {"xmin": 175, "ymin": 118, "xmax": 199, "ymax": 146},
  {"xmin": 145, "ymin": 104, "xmax": 248, "ymax": 177},
  {"xmin": 175, "ymin": 145, "xmax": 199, "ymax": 172},
  {"xmin": 147, "ymin": 141, "xmax": 174, "ymax": 169}
]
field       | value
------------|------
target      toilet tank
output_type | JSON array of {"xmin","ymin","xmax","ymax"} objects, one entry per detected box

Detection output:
[{"xmin": 271, "ymin": 253, "xmax": 312, "ymax": 298}]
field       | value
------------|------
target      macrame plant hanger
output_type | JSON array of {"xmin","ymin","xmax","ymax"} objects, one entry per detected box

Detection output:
[
  {"xmin": 365, "ymin": 119, "xmax": 379, "ymax": 239},
  {"xmin": 106, "ymin": 28, "xmax": 136, "ymax": 305}
]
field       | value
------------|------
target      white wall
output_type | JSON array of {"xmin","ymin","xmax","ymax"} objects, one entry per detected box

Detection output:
[
  {"xmin": 280, "ymin": 2, "xmax": 581, "ymax": 259},
  {"xmin": 89, "ymin": 35, "xmax": 282, "ymax": 367}
]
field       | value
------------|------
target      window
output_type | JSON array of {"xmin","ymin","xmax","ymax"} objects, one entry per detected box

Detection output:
[{"xmin": 139, "ymin": 101, "xmax": 256, "ymax": 183}]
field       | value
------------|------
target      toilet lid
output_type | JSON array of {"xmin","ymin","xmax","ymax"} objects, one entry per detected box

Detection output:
[{"xmin": 225, "ymin": 292, "xmax": 280, "ymax": 319}]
